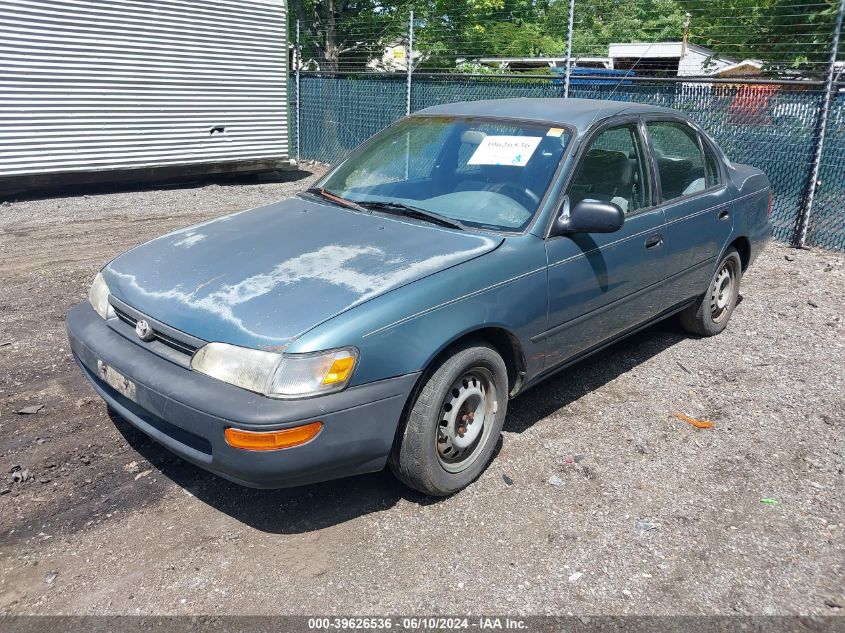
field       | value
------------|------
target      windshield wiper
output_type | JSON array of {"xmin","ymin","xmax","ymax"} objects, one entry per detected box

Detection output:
[
  {"xmin": 305, "ymin": 187, "xmax": 370, "ymax": 213},
  {"xmin": 357, "ymin": 201, "xmax": 465, "ymax": 230},
  {"xmin": 305, "ymin": 190, "xmax": 465, "ymax": 230}
]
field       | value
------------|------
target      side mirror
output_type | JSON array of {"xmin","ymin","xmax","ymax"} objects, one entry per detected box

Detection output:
[{"xmin": 554, "ymin": 198, "xmax": 625, "ymax": 235}]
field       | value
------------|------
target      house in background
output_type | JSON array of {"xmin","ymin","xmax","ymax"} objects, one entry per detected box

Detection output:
[
  {"xmin": 0, "ymin": 0, "xmax": 291, "ymax": 195},
  {"xmin": 367, "ymin": 42, "xmax": 424, "ymax": 72},
  {"xmin": 608, "ymin": 42, "xmax": 763, "ymax": 78}
]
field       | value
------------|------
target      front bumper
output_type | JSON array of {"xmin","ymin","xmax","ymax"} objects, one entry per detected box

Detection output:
[{"xmin": 66, "ymin": 302, "xmax": 419, "ymax": 488}]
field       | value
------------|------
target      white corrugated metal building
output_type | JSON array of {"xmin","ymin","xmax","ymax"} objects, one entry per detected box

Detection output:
[{"xmin": 0, "ymin": 0, "xmax": 290, "ymax": 192}]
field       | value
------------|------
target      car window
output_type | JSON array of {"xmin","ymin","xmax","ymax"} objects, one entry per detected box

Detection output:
[
  {"xmin": 702, "ymin": 138, "xmax": 721, "ymax": 188},
  {"xmin": 319, "ymin": 116, "xmax": 571, "ymax": 232},
  {"xmin": 568, "ymin": 123, "xmax": 649, "ymax": 215},
  {"xmin": 646, "ymin": 121, "xmax": 707, "ymax": 200},
  {"xmin": 340, "ymin": 122, "xmax": 450, "ymax": 187}
]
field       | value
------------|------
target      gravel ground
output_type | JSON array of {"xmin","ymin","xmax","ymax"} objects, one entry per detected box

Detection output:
[{"xmin": 0, "ymin": 169, "xmax": 843, "ymax": 616}]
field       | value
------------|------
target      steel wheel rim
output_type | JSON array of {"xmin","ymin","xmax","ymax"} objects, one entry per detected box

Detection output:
[
  {"xmin": 710, "ymin": 260, "xmax": 736, "ymax": 323},
  {"xmin": 435, "ymin": 368, "xmax": 497, "ymax": 473}
]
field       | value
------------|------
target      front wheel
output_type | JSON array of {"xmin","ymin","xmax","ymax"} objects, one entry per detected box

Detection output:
[
  {"xmin": 679, "ymin": 247, "xmax": 742, "ymax": 336},
  {"xmin": 389, "ymin": 341, "xmax": 508, "ymax": 496}
]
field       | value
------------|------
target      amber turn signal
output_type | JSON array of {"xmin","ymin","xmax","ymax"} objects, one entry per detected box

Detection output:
[
  {"xmin": 224, "ymin": 421, "xmax": 323, "ymax": 451},
  {"xmin": 322, "ymin": 355, "xmax": 355, "ymax": 385}
]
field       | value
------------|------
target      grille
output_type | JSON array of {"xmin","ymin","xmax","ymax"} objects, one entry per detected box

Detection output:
[{"xmin": 113, "ymin": 306, "xmax": 199, "ymax": 356}]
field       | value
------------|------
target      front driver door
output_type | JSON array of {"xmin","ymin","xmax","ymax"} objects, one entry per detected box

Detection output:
[{"xmin": 542, "ymin": 120, "xmax": 667, "ymax": 369}]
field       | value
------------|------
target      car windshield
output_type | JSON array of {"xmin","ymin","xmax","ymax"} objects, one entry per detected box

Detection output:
[{"xmin": 315, "ymin": 116, "xmax": 571, "ymax": 231}]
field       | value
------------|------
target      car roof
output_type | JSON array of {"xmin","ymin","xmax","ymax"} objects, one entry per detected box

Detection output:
[{"xmin": 414, "ymin": 97, "xmax": 684, "ymax": 136}]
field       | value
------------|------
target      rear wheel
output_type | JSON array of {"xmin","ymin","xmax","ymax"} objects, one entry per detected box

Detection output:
[
  {"xmin": 679, "ymin": 247, "xmax": 742, "ymax": 336},
  {"xmin": 389, "ymin": 341, "xmax": 508, "ymax": 496}
]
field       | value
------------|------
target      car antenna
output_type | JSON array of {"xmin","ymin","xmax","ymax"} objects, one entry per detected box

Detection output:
[{"xmin": 583, "ymin": 40, "xmax": 660, "ymax": 130}]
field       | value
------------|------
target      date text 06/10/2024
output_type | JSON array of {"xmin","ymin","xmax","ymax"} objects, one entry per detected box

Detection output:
[{"xmin": 307, "ymin": 617, "xmax": 528, "ymax": 630}]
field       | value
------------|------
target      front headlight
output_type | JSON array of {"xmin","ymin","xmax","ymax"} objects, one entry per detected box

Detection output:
[
  {"xmin": 191, "ymin": 343, "xmax": 357, "ymax": 399},
  {"xmin": 88, "ymin": 272, "xmax": 115, "ymax": 319},
  {"xmin": 191, "ymin": 343, "xmax": 281, "ymax": 394},
  {"xmin": 267, "ymin": 348, "xmax": 358, "ymax": 398}
]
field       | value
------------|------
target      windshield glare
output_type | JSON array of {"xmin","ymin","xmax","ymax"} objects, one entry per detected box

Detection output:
[{"xmin": 317, "ymin": 116, "xmax": 571, "ymax": 231}]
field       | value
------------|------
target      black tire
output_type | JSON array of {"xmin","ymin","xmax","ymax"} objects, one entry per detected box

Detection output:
[
  {"xmin": 389, "ymin": 340, "xmax": 508, "ymax": 496},
  {"xmin": 679, "ymin": 247, "xmax": 742, "ymax": 336}
]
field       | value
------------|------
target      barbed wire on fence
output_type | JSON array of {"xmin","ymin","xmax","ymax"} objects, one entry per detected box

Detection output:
[{"xmin": 291, "ymin": 1, "xmax": 842, "ymax": 77}]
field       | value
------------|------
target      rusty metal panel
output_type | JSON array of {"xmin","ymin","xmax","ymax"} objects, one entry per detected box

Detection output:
[{"xmin": 0, "ymin": 0, "xmax": 289, "ymax": 177}]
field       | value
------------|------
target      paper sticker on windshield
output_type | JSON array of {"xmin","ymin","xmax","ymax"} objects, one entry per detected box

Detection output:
[
  {"xmin": 467, "ymin": 136, "xmax": 542, "ymax": 167},
  {"xmin": 546, "ymin": 127, "xmax": 565, "ymax": 137}
]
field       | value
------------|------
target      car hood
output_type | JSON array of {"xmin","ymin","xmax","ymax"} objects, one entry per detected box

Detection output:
[{"xmin": 103, "ymin": 196, "xmax": 502, "ymax": 349}]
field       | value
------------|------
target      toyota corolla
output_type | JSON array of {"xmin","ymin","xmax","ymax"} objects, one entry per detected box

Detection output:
[{"xmin": 66, "ymin": 98, "xmax": 772, "ymax": 495}]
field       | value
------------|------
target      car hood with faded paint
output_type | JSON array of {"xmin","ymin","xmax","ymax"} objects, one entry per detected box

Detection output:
[{"xmin": 102, "ymin": 196, "xmax": 502, "ymax": 349}]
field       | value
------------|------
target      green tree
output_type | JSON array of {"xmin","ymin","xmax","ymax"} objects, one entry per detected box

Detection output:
[
  {"xmin": 565, "ymin": 0, "xmax": 687, "ymax": 59},
  {"xmin": 411, "ymin": 0, "xmax": 563, "ymax": 69},
  {"xmin": 290, "ymin": 0, "xmax": 409, "ymax": 71},
  {"xmin": 688, "ymin": 0, "xmax": 841, "ymax": 72}
]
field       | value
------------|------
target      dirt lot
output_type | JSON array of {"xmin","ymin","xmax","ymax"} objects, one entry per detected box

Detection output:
[{"xmin": 0, "ymin": 168, "xmax": 843, "ymax": 616}]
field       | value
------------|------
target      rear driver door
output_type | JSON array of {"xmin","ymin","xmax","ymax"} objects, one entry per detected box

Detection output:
[{"xmin": 643, "ymin": 118, "xmax": 734, "ymax": 310}]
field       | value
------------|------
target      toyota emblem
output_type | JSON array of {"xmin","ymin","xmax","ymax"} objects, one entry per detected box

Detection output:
[{"xmin": 135, "ymin": 319, "xmax": 155, "ymax": 342}]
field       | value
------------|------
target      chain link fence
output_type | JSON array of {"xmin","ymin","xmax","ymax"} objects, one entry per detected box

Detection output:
[
  {"xmin": 814, "ymin": 92, "xmax": 845, "ymax": 250},
  {"xmin": 289, "ymin": 1, "xmax": 845, "ymax": 251}
]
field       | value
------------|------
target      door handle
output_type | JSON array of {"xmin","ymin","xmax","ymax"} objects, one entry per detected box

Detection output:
[
  {"xmin": 718, "ymin": 208, "xmax": 731, "ymax": 221},
  {"xmin": 644, "ymin": 234, "xmax": 663, "ymax": 249}
]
